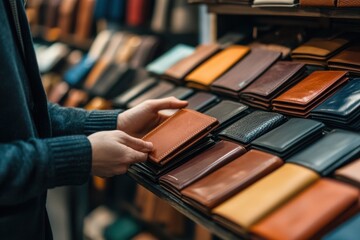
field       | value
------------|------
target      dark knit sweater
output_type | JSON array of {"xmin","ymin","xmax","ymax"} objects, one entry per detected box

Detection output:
[{"xmin": 0, "ymin": 1, "xmax": 122, "ymax": 239}]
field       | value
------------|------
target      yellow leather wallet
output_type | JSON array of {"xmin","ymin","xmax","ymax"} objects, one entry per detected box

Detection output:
[
  {"xmin": 142, "ymin": 109, "xmax": 219, "ymax": 166},
  {"xmin": 212, "ymin": 163, "xmax": 319, "ymax": 232},
  {"xmin": 185, "ymin": 45, "xmax": 250, "ymax": 90}
]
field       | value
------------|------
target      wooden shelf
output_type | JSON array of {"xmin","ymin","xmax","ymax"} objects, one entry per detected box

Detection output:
[
  {"xmin": 208, "ymin": 5, "xmax": 360, "ymax": 20},
  {"xmin": 127, "ymin": 169, "xmax": 248, "ymax": 240}
]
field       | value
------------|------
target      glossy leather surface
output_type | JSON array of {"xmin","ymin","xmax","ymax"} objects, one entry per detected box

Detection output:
[
  {"xmin": 142, "ymin": 109, "xmax": 219, "ymax": 166},
  {"xmin": 218, "ymin": 111, "xmax": 286, "ymax": 145},
  {"xmin": 328, "ymin": 44, "xmax": 360, "ymax": 73},
  {"xmin": 251, "ymin": 179, "xmax": 359, "ymax": 240},
  {"xmin": 288, "ymin": 129, "xmax": 360, "ymax": 176},
  {"xmin": 335, "ymin": 158, "xmax": 360, "ymax": 188}
]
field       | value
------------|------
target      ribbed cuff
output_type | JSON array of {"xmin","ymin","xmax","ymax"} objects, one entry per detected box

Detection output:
[
  {"xmin": 45, "ymin": 135, "xmax": 92, "ymax": 188},
  {"xmin": 84, "ymin": 110, "xmax": 123, "ymax": 135}
]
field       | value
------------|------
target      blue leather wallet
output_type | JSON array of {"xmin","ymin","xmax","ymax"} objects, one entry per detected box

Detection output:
[
  {"xmin": 252, "ymin": 118, "xmax": 324, "ymax": 159},
  {"xmin": 64, "ymin": 55, "xmax": 96, "ymax": 86},
  {"xmin": 288, "ymin": 129, "xmax": 360, "ymax": 176},
  {"xmin": 323, "ymin": 213, "xmax": 360, "ymax": 240}
]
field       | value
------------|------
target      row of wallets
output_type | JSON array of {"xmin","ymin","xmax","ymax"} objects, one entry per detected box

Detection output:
[
  {"xmin": 26, "ymin": 0, "xmax": 198, "ymax": 43},
  {"xmin": 125, "ymin": 106, "xmax": 360, "ymax": 239},
  {"xmin": 190, "ymin": 0, "xmax": 360, "ymax": 7}
]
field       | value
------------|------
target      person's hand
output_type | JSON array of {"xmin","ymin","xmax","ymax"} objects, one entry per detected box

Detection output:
[
  {"xmin": 117, "ymin": 97, "xmax": 188, "ymax": 138},
  {"xmin": 88, "ymin": 130, "xmax": 153, "ymax": 178}
]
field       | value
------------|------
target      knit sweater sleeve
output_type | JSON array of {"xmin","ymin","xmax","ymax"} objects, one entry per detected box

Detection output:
[
  {"xmin": 47, "ymin": 102, "xmax": 124, "ymax": 136},
  {"xmin": 0, "ymin": 135, "xmax": 92, "ymax": 205}
]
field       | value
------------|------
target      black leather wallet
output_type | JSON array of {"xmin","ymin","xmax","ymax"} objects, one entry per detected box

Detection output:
[
  {"xmin": 252, "ymin": 118, "xmax": 325, "ymax": 159},
  {"xmin": 158, "ymin": 86, "xmax": 195, "ymax": 100},
  {"xmin": 288, "ymin": 129, "xmax": 360, "ymax": 176},
  {"xmin": 186, "ymin": 92, "xmax": 220, "ymax": 112},
  {"xmin": 218, "ymin": 111, "xmax": 286, "ymax": 146},
  {"xmin": 204, "ymin": 100, "xmax": 249, "ymax": 132}
]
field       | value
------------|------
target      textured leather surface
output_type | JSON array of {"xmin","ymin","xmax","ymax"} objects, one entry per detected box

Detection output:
[
  {"xmin": 218, "ymin": 111, "xmax": 286, "ymax": 145},
  {"xmin": 288, "ymin": 129, "xmax": 360, "ymax": 176},
  {"xmin": 146, "ymin": 44, "xmax": 195, "ymax": 75},
  {"xmin": 204, "ymin": 100, "xmax": 248, "ymax": 128},
  {"xmin": 300, "ymin": 0, "xmax": 335, "ymax": 6},
  {"xmin": 323, "ymin": 213, "xmax": 360, "ymax": 240},
  {"xmin": 328, "ymin": 45, "xmax": 360, "ymax": 73},
  {"xmin": 185, "ymin": 45, "xmax": 250, "ymax": 88},
  {"xmin": 185, "ymin": 92, "xmax": 220, "ymax": 112},
  {"xmin": 252, "ymin": 118, "xmax": 324, "ymax": 158},
  {"xmin": 164, "ymin": 44, "xmax": 221, "ymax": 82},
  {"xmin": 212, "ymin": 164, "xmax": 319, "ymax": 229},
  {"xmin": 211, "ymin": 48, "xmax": 281, "ymax": 95},
  {"xmin": 127, "ymin": 81, "xmax": 175, "ymax": 108},
  {"xmin": 335, "ymin": 158, "xmax": 360, "ymax": 188},
  {"xmin": 142, "ymin": 109, "xmax": 219, "ymax": 166},
  {"xmin": 182, "ymin": 150, "xmax": 283, "ymax": 211},
  {"xmin": 159, "ymin": 141, "xmax": 246, "ymax": 193},
  {"xmin": 251, "ymin": 179, "xmax": 359, "ymax": 240},
  {"xmin": 337, "ymin": 0, "xmax": 360, "ymax": 6}
]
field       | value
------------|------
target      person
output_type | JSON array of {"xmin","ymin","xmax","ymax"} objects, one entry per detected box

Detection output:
[{"xmin": 0, "ymin": 0, "xmax": 187, "ymax": 239}]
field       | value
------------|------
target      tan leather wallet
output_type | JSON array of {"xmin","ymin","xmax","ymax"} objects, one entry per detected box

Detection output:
[
  {"xmin": 142, "ymin": 109, "xmax": 219, "ymax": 166},
  {"xmin": 185, "ymin": 45, "xmax": 250, "ymax": 89},
  {"xmin": 335, "ymin": 158, "xmax": 360, "ymax": 188},
  {"xmin": 212, "ymin": 163, "xmax": 319, "ymax": 231}
]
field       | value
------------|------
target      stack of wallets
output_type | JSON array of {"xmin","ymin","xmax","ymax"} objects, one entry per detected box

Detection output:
[
  {"xmin": 239, "ymin": 61, "xmax": 307, "ymax": 110},
  {"xmin": 328, "ymin": 44, "xmax": 360, "ymax": 75},
  {"xmin": 272, "ymin": 71, "xmax": 349, "ymax": 117},
  {"xmin": 335, "ymin": 158, "xmax": 360, "ymax": 188},
  {"xmin": 211, "ymin": 48, "xmax": 281, "ymax": 99},
  {"xmin": 310, "ymin": 79, "xmax": 360, "ymax": 130}
]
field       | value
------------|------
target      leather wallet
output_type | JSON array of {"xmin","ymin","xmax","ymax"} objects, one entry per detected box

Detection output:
[
  {"xmin": 218, "ymin": 111, "xmax": 286, "ymax": 146},
  {"xmin": 310, "ymin": 79, "xmax": 360, "ymax": 131},
  {"xmin": 291, "ymin": 36, "xmax": 350, "ymax": 66},
  {"xmin": 84, "ymin": 97, "xmax": 112, "ymax": 110},
  {"xmin": 130, "ymin": 36, "xmax": 161, "ymax": 68},
  {"xmin": 212, "ymin": 164, "xmax": 319, "ymax": 231},
  {"xmin": 37, "ymin": 43, "xmax": 70, "ymax": 73},
  {"xmin": 252, "ymin": 118, "xmax": 325, "ymax": 159},
  {"xmin": 182, "ymin": 150, "xmax": 283, "ymax": 213},
  {"xmin": 185, "ymin": 92, "xmax": 220, "ymax": 112},
  {"xmin": 240, "ymin": 61, "xmax": 307, "ymax": 110},
  {"xmin": 142, "ymin": 109, "xmax": 219, "ymax": 166},
  {"xmin": 125, "ymin": 0, "xmax": 151, "ymax": 27},
  {"xmin": 252, "ymin": 0, "xmax": 299, "ymax": 7},
  {"xmin": 63, "ymin": 89, "xmax": 89, "ymax": 108},
  {"xmin": 157, "ymin": 87, "xmax": 195, "ymax": 100},
  {"xmin": 185, "ymin": 46, "xmax": 250, "ymax": 90},
  {"xmin": 74, "ymin": 0, "xmax": 95, "ymax": 42},
  {"xmin": 288, "ymin": 129, "xmax": 360, "ymax": 176},
  {"xmin": 145, "ymin": 44, "xmax": 195, "ymax": 75},
  {"xmin": 335, "ymin": 158, "xmax": 360, "ymax": 188},
  {"xmin": 328, "ymin": 44, "xmax": 360, "ymax": 74},
  {"xmin": 251, "ymin": 179, "xmax": 360, "ymax": 240},
  {"xmin": 300, "ymin": 0, "xmax": 336, "ymax": 6},
  {"xmin": 164, "ymin": 44, "xmax": 221, "ymax": 84},
  {"xmin": 151, "ymin": 0, "xmax": 171, "ymax": 33},
  {"xmin": 272, "ymin": 71, "xmax": 349, "ymax": 117},
  {"xmin": 211, "ymin": 48, "xmax": 281, "ymax": 99},
  {"xmin": 112, "ymin": 78, "xmax": 157, "ymax": 108},
  {"xmin": 323, "ymin": 213, "xmax": 360, "ymax": 240},
  {"xmin": 127, "ymin": 81, "xmax": 175, "ymax": 109},
  {"xmin": 58, "ymin": 0, "xmax": 78, "ymax": 36},
  {"xmin": 204, "ymin": 100, "xmax": 249, "ymax": 132},
  {"xmin": 159, "ymin": 140, "xmax": 246, "ymax": 196},
  {"xmin": 337, "ymin": 0, "xmax": 360, "ymax": 6}
]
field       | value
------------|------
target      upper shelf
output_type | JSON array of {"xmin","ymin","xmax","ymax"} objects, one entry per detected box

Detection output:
[{"xmin": 207, "ymin": 4, "xmax": 360, "ymax": 20}]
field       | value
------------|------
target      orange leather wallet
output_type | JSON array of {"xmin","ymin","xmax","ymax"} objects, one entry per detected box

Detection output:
[{"xmin": 142, "ymin": 109, "xmax": 219, "ymax": 166}]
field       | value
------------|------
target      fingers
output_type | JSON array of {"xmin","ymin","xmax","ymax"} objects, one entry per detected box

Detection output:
[
  {"xmin": 115, "ymin": 131, "xmax": 153, "ymax": 152},
  {"xmin": 146, "ymin": 97, "xmax": 188, "ymax": 111}
]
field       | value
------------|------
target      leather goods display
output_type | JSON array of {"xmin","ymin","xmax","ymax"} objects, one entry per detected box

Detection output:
[
  {"xmin": 252, "ymin": 0, "xmax": 299, "ymax": 7},
  {"xmin": 288, "ymin": 129, "xmax": 360, "ymax": 176},
  {"xmin": 159, "ymin": 141, "xmax": 246, "ymax": 196},
  {"xmin": 126, "ymin": 0, "xmax": 151, "ymax": 27},
  {"xmin": 291, "ymin": 36, "xmax": 351, "ymax": 66},
  {"xmin": 185, "ymin": 46, "xmax": 250, "ymax": 90},
  {"xmin": 310, "ymin": 79, "xmax": 360, "ymax": 131},
  {"xmin": 58, "ymin": 0, "xmax": 79, "ymax": 37},
  {"xmin": 164, "ymin": 44, "xmax": 221, "ymax": 84},
  {"xmin": 112, "ymin": 78, "xmax": 158, "ymax": 108},
  {"xmin": 146, "ymin": 44, "xmax": 195, "ymax": 75},
  {"xmin": 212, "ymin": 164, "xmax": 320, "ymax": 232},
  {"xmin": 240, "ymin": 61, "xmax": 307, "ymax": 110},
  {"xmin": 335, "ymin": 158, "xmax": 360, "ymax": 188},
  {"xmin": 64, "ymin": 30, "xmax": 112, "ymax": 85},
  {"xmin": 300, "ymin": 0, "xmax": 336, "ymax": 6},
  {"xmin": 272, "ymin": 71, "xmax": 349, "ymax": 117},
  {"xmin": 211, "ymin": 48, "xmax": 281, "ymax": 99},
  {"xmin": 182, "ymin": 150, "xmax": 283, "ymax": 213},
  {"xmin": 127, "ymin": 81, "xmax": 175, "ymax": 108},
  {"xmin": 252, "ymin": 118, "xmax": 325, "ymax": 158},
  {"xmin": 251, "ymin": 179, "xmax": 360, "ymax": 240},
  {"xmin": 204, "ymin": 100, "xmax": 249, "ymax": 132},
  {"xmin": 337, "ymin": 0, "xmax": 360, "ymax": 6},
  {"xmin": 328, "ymin": 44, "xmax": 360, "ymax": 74},
  {"xmin": 74, "ymin": 0, "xmax": 95, "ymax": 42},
  {"xmin": 142, "ymin": 109, "xmax": 219, "ymax": 166},
  {"xmin": 129, "ymin": 36, "xmax": 161, "ymax": 68},
  {"xmin": 185, "ymin": 92, "xmax": 220, "ymax": 112},
  {"xmin": 323, "ymin": 213, "xmax": 360, "ymax": 240},
  {"xmin": 218, "ymin": 111, "xmax": 286, "ymax": 146}
]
